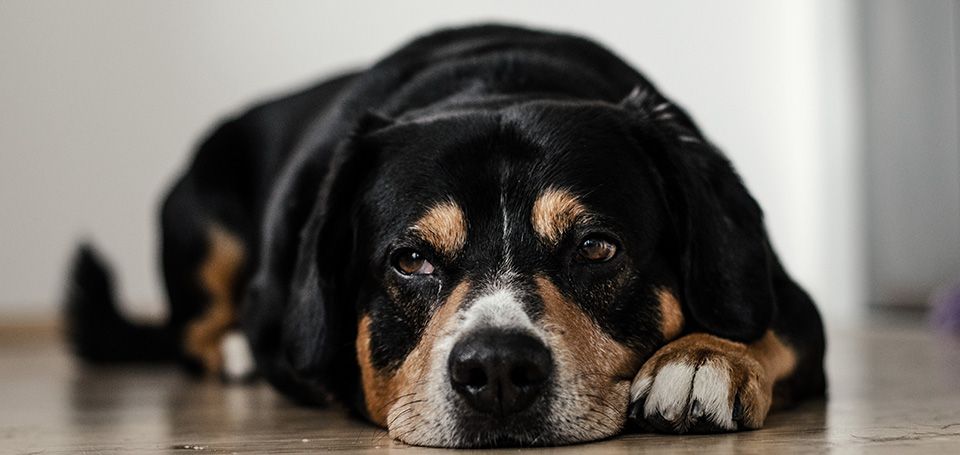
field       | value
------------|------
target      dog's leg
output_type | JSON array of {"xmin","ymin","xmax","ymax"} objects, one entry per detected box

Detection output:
[
  {"xmin": 182, "ymin": 224, "xmax": 250, "ymax": 379},
  {"xmin": 161, "ymin": 183, "xmax": 256, "ymax": 381},
  {"xmin": 628, "ymin": 331, "xmax": 794, "ymax": 433},
  {"xmin": 629, "ymin": 265, "xmax": 825, "ymax": 433}
]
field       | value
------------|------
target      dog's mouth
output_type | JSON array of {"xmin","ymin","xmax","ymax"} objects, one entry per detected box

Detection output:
[
  {"xmin": 445, "ymin": 403, "xmax": 557, "ymax": 448},
  {"xmin": 374, "ymin": 335, "xmax": 634, "ymax": 448},
  {"xmin": 389, "ymin": 382, "xmax": 633, "ymax": 448}
]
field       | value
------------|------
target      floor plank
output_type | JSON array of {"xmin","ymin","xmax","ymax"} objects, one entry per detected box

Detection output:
[{"xmin": 2, "ymin": 314, "xmax": 960, "ymax": 453}]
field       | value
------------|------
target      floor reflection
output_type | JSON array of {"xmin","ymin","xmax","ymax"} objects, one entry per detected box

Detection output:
[{"xmin": 1, "ymin": 314, "xmax": 957, "ymax": 453}]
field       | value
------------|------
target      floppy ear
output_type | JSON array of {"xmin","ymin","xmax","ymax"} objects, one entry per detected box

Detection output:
[
  {"xmin": 243, "ymin": 112, "xmax": 390, "ymax": 403},
  {"xmin": 281, "ymin": 121, "xmax": 382, "ymax": 376},
  {"xmin": 622, "ymin": 87, "xmax": 775, "ymax": 342}
]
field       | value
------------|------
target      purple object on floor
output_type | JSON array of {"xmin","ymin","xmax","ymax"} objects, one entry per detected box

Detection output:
[{"xmin": 930, "ymin": 279, "xmax": 960, "ymax": 333}]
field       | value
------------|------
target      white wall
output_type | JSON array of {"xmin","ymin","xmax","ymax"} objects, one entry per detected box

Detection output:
[
  {"xmin": 0, "ymin": 0, "xmax": 862, "ymax": 322},
  {"xmin": 862, "ymin": 0, "xmax": 960, "ymax": 307}
]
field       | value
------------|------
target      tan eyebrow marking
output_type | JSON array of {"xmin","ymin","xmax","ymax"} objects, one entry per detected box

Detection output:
[
  {"xmin": 531, "ymin": 187, "xmax": 590, "ymax": 245},
  {"xmin": 411, "ymin": 199, "xmax": 467, "ymax": 257}
]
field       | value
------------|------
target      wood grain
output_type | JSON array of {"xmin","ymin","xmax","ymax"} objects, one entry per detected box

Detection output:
[{"xmin": 2, "ymin": 313, "xmax": 960, "ymax": 453}]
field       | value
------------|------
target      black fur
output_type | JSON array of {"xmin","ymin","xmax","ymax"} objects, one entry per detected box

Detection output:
[
  {"xmin": 64, "ymin": 24, "xmax": 826, "ymax": 443},
  {"xmin": 622, "ymin": 91, "xmax": 776, "ymax": 342},
  {"xmin": 65, "ymin": 245, "xmax": 178, "ymax": 362}
]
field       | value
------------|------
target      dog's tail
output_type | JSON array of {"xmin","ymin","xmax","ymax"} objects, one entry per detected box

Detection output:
[{"xmin": 64, "ymin": 244, "xmax": 179, "ymax": 363}]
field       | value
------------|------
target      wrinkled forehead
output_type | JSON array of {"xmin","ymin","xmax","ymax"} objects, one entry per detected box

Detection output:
[{"xmin": 362, "ymin": 107, "xmax": 661, "ymax": 260}]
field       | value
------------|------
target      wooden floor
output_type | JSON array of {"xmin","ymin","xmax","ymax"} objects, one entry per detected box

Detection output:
[{"xmin": 3, "ymin": 312, "xmax": 960, "ymax": 454}]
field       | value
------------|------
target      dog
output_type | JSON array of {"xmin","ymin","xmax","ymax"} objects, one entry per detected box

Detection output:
[{"xmin": 65, "ymin": 24, "xmax": 826, "ymax": 448}]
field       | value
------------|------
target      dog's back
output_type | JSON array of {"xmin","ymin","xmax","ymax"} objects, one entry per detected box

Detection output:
[
  {"xmin": 64, "ymin": 24, "xmax": 825, "ymax": 447},
  {"xmin": 65, "ymin": 24, "xmax": 667, "ymax": 374}
]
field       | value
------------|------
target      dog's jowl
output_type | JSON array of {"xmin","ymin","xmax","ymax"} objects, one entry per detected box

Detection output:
[{"xmin": 65, "ymin": 25, "xmax": 826, "ymax": 447}]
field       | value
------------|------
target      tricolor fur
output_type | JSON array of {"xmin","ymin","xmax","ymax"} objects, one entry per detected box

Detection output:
[{"xmin": 64, "ymin": 25, "xmax": 826, "ymax": 447}]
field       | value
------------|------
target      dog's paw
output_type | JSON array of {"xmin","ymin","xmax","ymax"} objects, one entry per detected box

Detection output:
[
  {"xmin": 220, "ymin": 330, "xmax": 256, "ymax": 383},
  {"xmin": 627, "ymin": 333, "xmax": 772, "ymax": 434}
]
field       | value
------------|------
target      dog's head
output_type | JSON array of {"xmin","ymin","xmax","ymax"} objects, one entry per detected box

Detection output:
[{"xmin": 264, "ymin": 88, "xmax": 774, "ymax": 447}]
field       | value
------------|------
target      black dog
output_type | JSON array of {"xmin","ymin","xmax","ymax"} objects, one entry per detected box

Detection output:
[{"xmin": 66, "ymin": 25, "xmax": 826, "ymax": 447}]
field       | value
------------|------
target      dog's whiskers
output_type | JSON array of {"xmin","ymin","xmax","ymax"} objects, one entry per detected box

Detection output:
[{"xmin": 373, "ymin": 391, "xmax": 417, "ymax": 417}]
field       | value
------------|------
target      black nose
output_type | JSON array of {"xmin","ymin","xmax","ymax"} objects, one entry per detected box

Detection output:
[{"xmin": 448, "ymin": 330, "xmax": 553, "ymax": 416}]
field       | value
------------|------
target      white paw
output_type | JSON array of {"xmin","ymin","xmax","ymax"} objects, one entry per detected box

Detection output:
[
  {"xmin": 628, "ymin": 334, "xmax": 771, "ymax": 433},
  {"xmin": 220, "ymin": 330, "xmax": 256, "ymax": 382}
]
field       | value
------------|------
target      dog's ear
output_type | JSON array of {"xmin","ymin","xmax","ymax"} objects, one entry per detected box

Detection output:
[
  {"xmin": 244, "ymin": 112, "xmax": 392, "ymax": 402},
  {"xmin": 622, "ymin": 87, "xmax": 775, "ymax": 342},
  {"xmin": 281, "ymin": 124, "xmax": 383, "ymax": 372}
]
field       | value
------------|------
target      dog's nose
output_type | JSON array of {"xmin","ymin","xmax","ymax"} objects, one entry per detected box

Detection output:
[{"xmin": 448, "ymin": 330, "xmax": 553, "ymax": 416}]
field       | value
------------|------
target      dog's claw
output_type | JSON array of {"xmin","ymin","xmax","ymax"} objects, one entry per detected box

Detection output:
[
  {"xmin": 689, "ymin": 399, "xmax": 704, "ymax": 418},
  {"xmin": 645, "ymin": 411, "xmax": 676, "ymax": 434}
]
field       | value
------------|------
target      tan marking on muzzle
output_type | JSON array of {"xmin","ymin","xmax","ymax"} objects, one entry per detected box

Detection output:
[
  {"xmin": 535, "ymin": 276, "xmax": 640, "ymax": 389},
  {"xmin": 656, "ymin": 288, "xmax": 684, "ymax": 340},
  {"xmin": 357, "ymin": 281, "xmax": 471, "ymax": 427},
  {"xmin": 531, "ymin": 187, "xmax": 589, "ymax": 245},
  {"xmin": 184, "ymin": 224, "xmax": 246, "ymax": 375},
  {"xmin": 412, "ymin": 200, "xmax": 467, "ymax": 257}
]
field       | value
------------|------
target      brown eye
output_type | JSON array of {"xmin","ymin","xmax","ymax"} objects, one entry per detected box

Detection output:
[
  {"xmin": 392, "ymin": 249, "xmax": 435, "ymax": 275},
  {"xmin": 577, "ymin": 236, "xmax": 617, "ymax": 263}
]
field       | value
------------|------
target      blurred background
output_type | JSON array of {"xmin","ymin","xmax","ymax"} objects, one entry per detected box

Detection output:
[{"xmin": 1, "ymin": 0, "xmax": 957, "ymax": 327}]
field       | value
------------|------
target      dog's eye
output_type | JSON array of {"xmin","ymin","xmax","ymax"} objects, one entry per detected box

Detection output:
[
  {"xmin": 392, "ymin": 249, "xmax": 435, "ymax": 275},
  {"xmin": 577, "ymin": 236, "xmax": 617, "ymax": 263}
]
